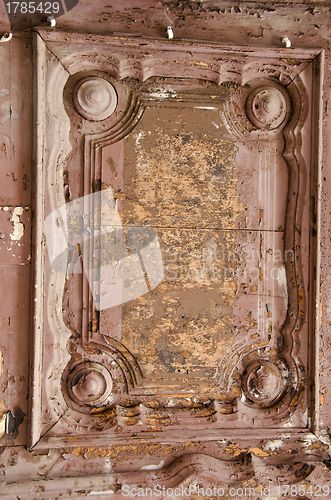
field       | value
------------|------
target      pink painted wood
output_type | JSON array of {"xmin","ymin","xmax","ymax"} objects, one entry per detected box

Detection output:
[{"xmin": 0, "ymin": 1, "xmax": 330, "ymax": 496}]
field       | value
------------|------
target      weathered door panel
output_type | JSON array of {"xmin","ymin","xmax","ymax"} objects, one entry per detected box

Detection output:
[
  {"xmin": 32, "ymin": 31, "xmax": 319, "ymax": 447},
  {"xmin": 2, "ymin": 19, "xmax": 331, "ymax": 494}
]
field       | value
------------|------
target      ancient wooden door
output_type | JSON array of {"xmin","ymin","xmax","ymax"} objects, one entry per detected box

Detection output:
[{"xmin": 1, "ymin": 5, "xmax": 331, "ymax": 496}]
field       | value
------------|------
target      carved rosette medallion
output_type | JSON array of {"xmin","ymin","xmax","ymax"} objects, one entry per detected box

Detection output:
[
  {"xmin": 66, "ymin": 361, "xmax": 113, "ymax": 411},
  {"xmin": 245, "ymin": 84, "xmax": 290, "ymax": 130},
  {"xmin": 242, "ymin": 360, "xmax": 287, "ymax": 407},
  {"xmin": 73, "ymin": 76, "xmax": 118, "ymax": 121}
]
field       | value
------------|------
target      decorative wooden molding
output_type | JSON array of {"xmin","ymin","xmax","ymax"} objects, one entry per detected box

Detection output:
[
  {"xmin": 161, "ymin": 0, "xmax": 331, "ymax": 14},
  {"xmin": 26, "ymin": 29, "xmax": 328, "ymax": 488}
]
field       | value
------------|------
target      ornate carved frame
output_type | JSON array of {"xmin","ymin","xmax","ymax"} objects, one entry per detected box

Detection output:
[{"xmin": 30, "ymin": 29, "xmax": 328, "ymax": 485}]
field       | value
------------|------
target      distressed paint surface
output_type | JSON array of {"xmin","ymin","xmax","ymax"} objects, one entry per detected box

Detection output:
[
  {"xmin": 0, "ymin": 37, "xmax": 32, "ymax": 449},
  {"xmin": 0, "ymin": 206, "xmax": 31, "ymax": 264},
  {"xmin": 0, "ymin": 0, "xmax": 331, "ymax": 495},
  {"xmin": 98, "ymin": 93, "xmax": 291, "ymax": 383},
  {"xmin": 122, "ymin": 103, "xmax": 242, "ymax": 228},
  {"xmin": 32, "ymin": 28, "xmax": 314, "ymax": 467}
]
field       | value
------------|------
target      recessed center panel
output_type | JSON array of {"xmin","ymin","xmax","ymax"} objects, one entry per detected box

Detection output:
[{"xmin": 100, "ymin": 97, "xmax": 287, "ymax": 387}]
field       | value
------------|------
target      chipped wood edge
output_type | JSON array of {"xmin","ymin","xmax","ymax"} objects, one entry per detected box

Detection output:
[
  {"xmin": 28, "ymin": 32, "xmax": 46, "ymax": 449},
  {"xmin": 310, "ymin": 49, "xmax": 325, "ymax": 438},
  {"xmin": 35, "ymin": 27, "xmax": 323, "ymax": 62}
]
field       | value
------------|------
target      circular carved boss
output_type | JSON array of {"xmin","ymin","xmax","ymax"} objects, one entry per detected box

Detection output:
[
  {"xmin": 73, "ymin": 77, "xmax": 118, "ymax": 121},
  {"xmin": 245, "ymin": 84, "xmax": 290, "ymax": 130},
  {"xmin": 242, "ymin": 360, "xmax": 286, "ymax": 406},
  {"xmin": 66, "ymin": 361, "xmax": 113, "ymax": 407}
]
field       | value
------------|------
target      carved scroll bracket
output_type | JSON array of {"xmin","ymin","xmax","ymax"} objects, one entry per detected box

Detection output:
[{"xmin": 223, "ymin": 78, "xmax": 292, "ymax": 141}]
